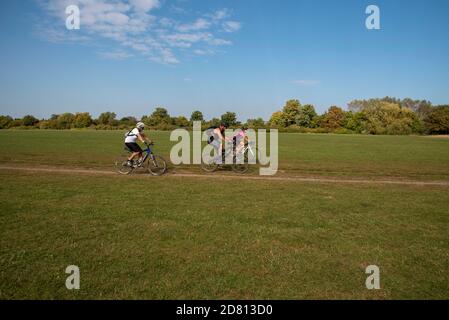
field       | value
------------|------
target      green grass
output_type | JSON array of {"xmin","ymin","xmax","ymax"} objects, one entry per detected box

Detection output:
[
  {"xmin": 0, "ymin": 130, "xmax": 448, "ymax": 299},
  {"xmin": 0, "ymin": 130, "xmax": 448, "ymax": 179},
  {"xmin": 0, "ymin": 171, "xmax": 448, "ymax": 299}
]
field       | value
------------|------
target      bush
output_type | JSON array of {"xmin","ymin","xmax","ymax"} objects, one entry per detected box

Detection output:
[
  {"xmin": 0, "ymin": 115, "xmax": 13, "ymax": 129},
  {"xmin": 97, "ymin": 112, "xmax": 117, "ymax": 126},
  {"xmin": 38, "ymin": 120, "xmax": 51, "ymax": 129},
  {"xmin": 8, "ymin": 119, "xmax": 23, "ymax": 128},
  {"xmin": 333, "ymin": 128, "xmax": 355, "ymax": 134},
  {"xmin": 94, "ymin": 124, "xmax": 119, "ymax": 130},
  {"xmin": 151, "ymin": 123, "xmax": 177, "ymax": 131},
  {"xmin": 424, "ymin": 105, "xmax": 449, "ymax": 134},
  {"xmin": 73, "ymin": 112, "xmax": 93, "ymax": 128},
  {"xmin": 56, "ymin": 113, "xmax": 75, "ymax": 129},
  {"xmin": 22, "ymin": 115, "xmax": 39, "ymax": 127}
]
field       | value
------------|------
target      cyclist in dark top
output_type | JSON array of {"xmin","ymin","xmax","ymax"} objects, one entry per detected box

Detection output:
[{"xmin": 206, "ymin": 123, "xmax": 229, "ymax": 164}]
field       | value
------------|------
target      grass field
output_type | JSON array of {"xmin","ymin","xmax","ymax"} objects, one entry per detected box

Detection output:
[
  {"xmin": 0, "ymin": 130, "xmax": 448, "ymax": 299},
  {"xmin": 0, "ymin": 130, "xmax": 448, "ymax": 179}
]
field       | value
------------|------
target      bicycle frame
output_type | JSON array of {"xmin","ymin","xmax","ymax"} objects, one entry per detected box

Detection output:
[
  {"xmin": 222, "ymin": 141, "xmax": 256, "ymax": 163},
  {"xmin": 118, "ymin": 142, "xmax": 166, "ymax": 175},
  {"xmin": 124, "ymin": 144, "xmax": 153, "ymax": 165},
  {"xmin": 140, "ymin": 146, "xmax": 154, "ymax": 164},
  {"xmin": 208, "ymin": 140, "xmax": 255, "ymax": 165},
  {"xmin": 243, "ymin": 143, "xmax": 256, "ymax": 157}
]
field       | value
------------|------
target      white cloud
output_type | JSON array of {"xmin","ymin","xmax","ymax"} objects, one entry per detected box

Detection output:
[
  {"xmin": 223, "ymin": 21, "xmax": 241, "ymax": 33},
  {"xmin": 177, "ymin": 18, "xmax": 211, "ymax": 32},
  {"xmin": 149, "ymin": 47, "xmax": 179, "ymax": 64},
  {"xmin": 98, "ymin": 50, "xmax": 133, "ymax": 60},
  {"xmin": 34, "ymin": 20, "xmax": 91, "ymax": 43},
  {"xmin": 194, "ymin": 49, "xmax": 214, "ymax": 55},
  {"xmin": 163, "ymin": 32, "xmax": 212, "ymax": 44},
  {"xmin": 208, "ymin": 38, "xmax": 232, "ymax": 46},
  {"xmin": 37, "ymin": 1, "xmax": 241, "ymax": 65},
  {"xmin": 122, "ymin": 40, "xmax": 151, "ymax": 53},
  {"xmin": 209, "ymin": 8, "xmax": 230, "ymax": 21},
  {"xmin": 129, "ymin": 0, "xmax": 160, "ymax": 13},
  {"xmin": 159, "ymin": 17, "xmax": 174, "ymax": 27}
]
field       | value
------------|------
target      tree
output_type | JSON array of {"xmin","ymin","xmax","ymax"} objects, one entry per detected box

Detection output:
[
  {"xmin": 174, "ymin": 116, "xmax": 190, "ymax": 128},
  {"xmin": 220, "ymin": 111, "xmax": 238, "ymax": 127},
  {"xmin": 206, "ymin": 118, "xmax": 221, "ymax": 128},
  {"xmin": 320, "ymin": 106, "xmax": 346, "ymax": 130},
  {"xmin": 246, "ymin": 118, "xmax": 265, "ymax": 129},
  {"xmin": 348, "ymin": 97, "xmax": 396, "ymax": 112},
  {"xmin": 296, "ymin": 104, "xmax": 317, "ymax": 128},
  {"xmin": 269, "ymin": 111, "xmax": 284, "ymax": 127},
  {"xmin": 0, "ymin": 115, "xmax": 13, "ymax": 129},
  {"xmin": 119, "ymin": 116, "xmax": 137, "ymax": 127},
  {"xmin": 190, "ymin": 110, "xmax": 204, "ymax": 122},
  {"xmin": 8, "ymin": 119, "xmax": 23, "ymax": 128},
  {"xmin": 152, "ymin": 107, "xmax": 170, "ymax": 121},
  {"xmin": 22, "ymin": 115, "xmax": 39, "ymax": 127},
  {"xmin": 344, "ymin": 111, "xmax": 364, "ymax": 133},
  {"xmin": 143, "ymin": 107, "xmax": 172, "ymax": 126},
  {"xmin": 57, "ymin": 113, "xmax": 75, "ymax": 129},
  {"xmin": 424, "ymin": 105, "xmax": 449, "ymax": 134},
  {"xmin": 348, "ymin": 97, "xmax": 432, "ymax": 119},
  {"xmin": 73, "ymin": 112, "xmax": 92, "ymax": 128},
  {"xmin": 400, "ymin": 98, "xmax": 432, "ymax": 117},
  {"xmin": 282, "ymin": 99, "xmax": 301, "ymax": 127},
  {"xmin": 98, "ymin": 112, "xmax": 117, "ymax": 126},
  {"xmin": 360, "ymin": 101, "xmax": 423, "ymax": 135}
]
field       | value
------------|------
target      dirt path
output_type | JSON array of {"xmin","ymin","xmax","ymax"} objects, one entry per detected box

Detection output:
[{"xmin": 1, "ymin": 165, "xmax": 449, "ymax": 187}]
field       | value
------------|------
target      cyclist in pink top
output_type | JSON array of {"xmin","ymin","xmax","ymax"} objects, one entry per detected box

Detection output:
[{"xmin": 233, "ymin": 126, "xmax": 249, "ymax": 155}]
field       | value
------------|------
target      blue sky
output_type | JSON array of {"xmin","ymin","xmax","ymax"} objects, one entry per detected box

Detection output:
[{"xmin": 1, "ymin": 0, "xmax": 449, "ymax": 121}]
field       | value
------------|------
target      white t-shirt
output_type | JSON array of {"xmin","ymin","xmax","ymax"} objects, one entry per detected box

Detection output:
[{"xmin": 125, "ymin": 128, "xmax": 140, "ymax": 143}]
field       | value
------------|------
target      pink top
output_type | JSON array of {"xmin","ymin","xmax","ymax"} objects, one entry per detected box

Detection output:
[{"xmin": 233, "ymin": 130, "xmax": 246, "ymax": 138}]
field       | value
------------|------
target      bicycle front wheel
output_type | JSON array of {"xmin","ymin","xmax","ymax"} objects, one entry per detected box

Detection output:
[
  {"xmin": 232, "ymin": 152, "xmax": 249, "ymax": 174},
  {"xmin": 115, "ymin": 154, "xmax": 134, "ymax": 175},
  {"xmin": 248, "ymin": 146, "xmax": 263, "ymax": 164},
  {"xmin": 147, "ymin": 155, "xmax": 167, "ymax": 176}
]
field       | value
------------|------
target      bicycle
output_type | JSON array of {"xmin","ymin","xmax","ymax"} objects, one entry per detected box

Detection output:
[
  {"xmin": 201, "ymin": 141, "xmax": 260, "ymax": 174},
  {"xmin": 240, "ymin": 141, "xmax": 262, "ymax": 164},
  {"xmin": 115, "ymin": 142, "xmax": 167, "ymax": 176}
]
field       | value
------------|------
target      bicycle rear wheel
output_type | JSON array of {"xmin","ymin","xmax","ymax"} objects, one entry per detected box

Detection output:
[
  {"xmin": 147, "ymin": 155, "xmax": 167, "ymax": 176},
  {"xmin": 115, "ymin": 154, "xmax": 134, "ymax": 175},
  {"xmin": 201, "ymin": 157, "xmax": 219, "ymax": 172}
]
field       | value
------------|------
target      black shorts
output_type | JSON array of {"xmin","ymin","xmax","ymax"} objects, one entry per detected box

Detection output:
[{"xmin": 125, "ymin": 143, "xmax": 142, "ymax": 153}]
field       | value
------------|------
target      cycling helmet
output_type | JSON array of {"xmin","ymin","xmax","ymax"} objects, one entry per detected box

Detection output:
[{"xmin": 136, "ymin": 122, "xmax": 145, "ymax": 130}]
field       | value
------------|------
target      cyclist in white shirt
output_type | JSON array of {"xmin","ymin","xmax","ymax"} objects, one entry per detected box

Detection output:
[{"xmin": 124, "ymin": 122, "xmax": 151, "ymax": 167}]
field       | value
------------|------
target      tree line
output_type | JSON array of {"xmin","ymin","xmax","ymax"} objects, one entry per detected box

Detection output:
[
  {"xmin": 269, "ymin": 98, "xmax": 448, "ymax": 135},
  {"xmin": 1, "ymin": 97, "xmax": 448, "ymax": 134}
]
